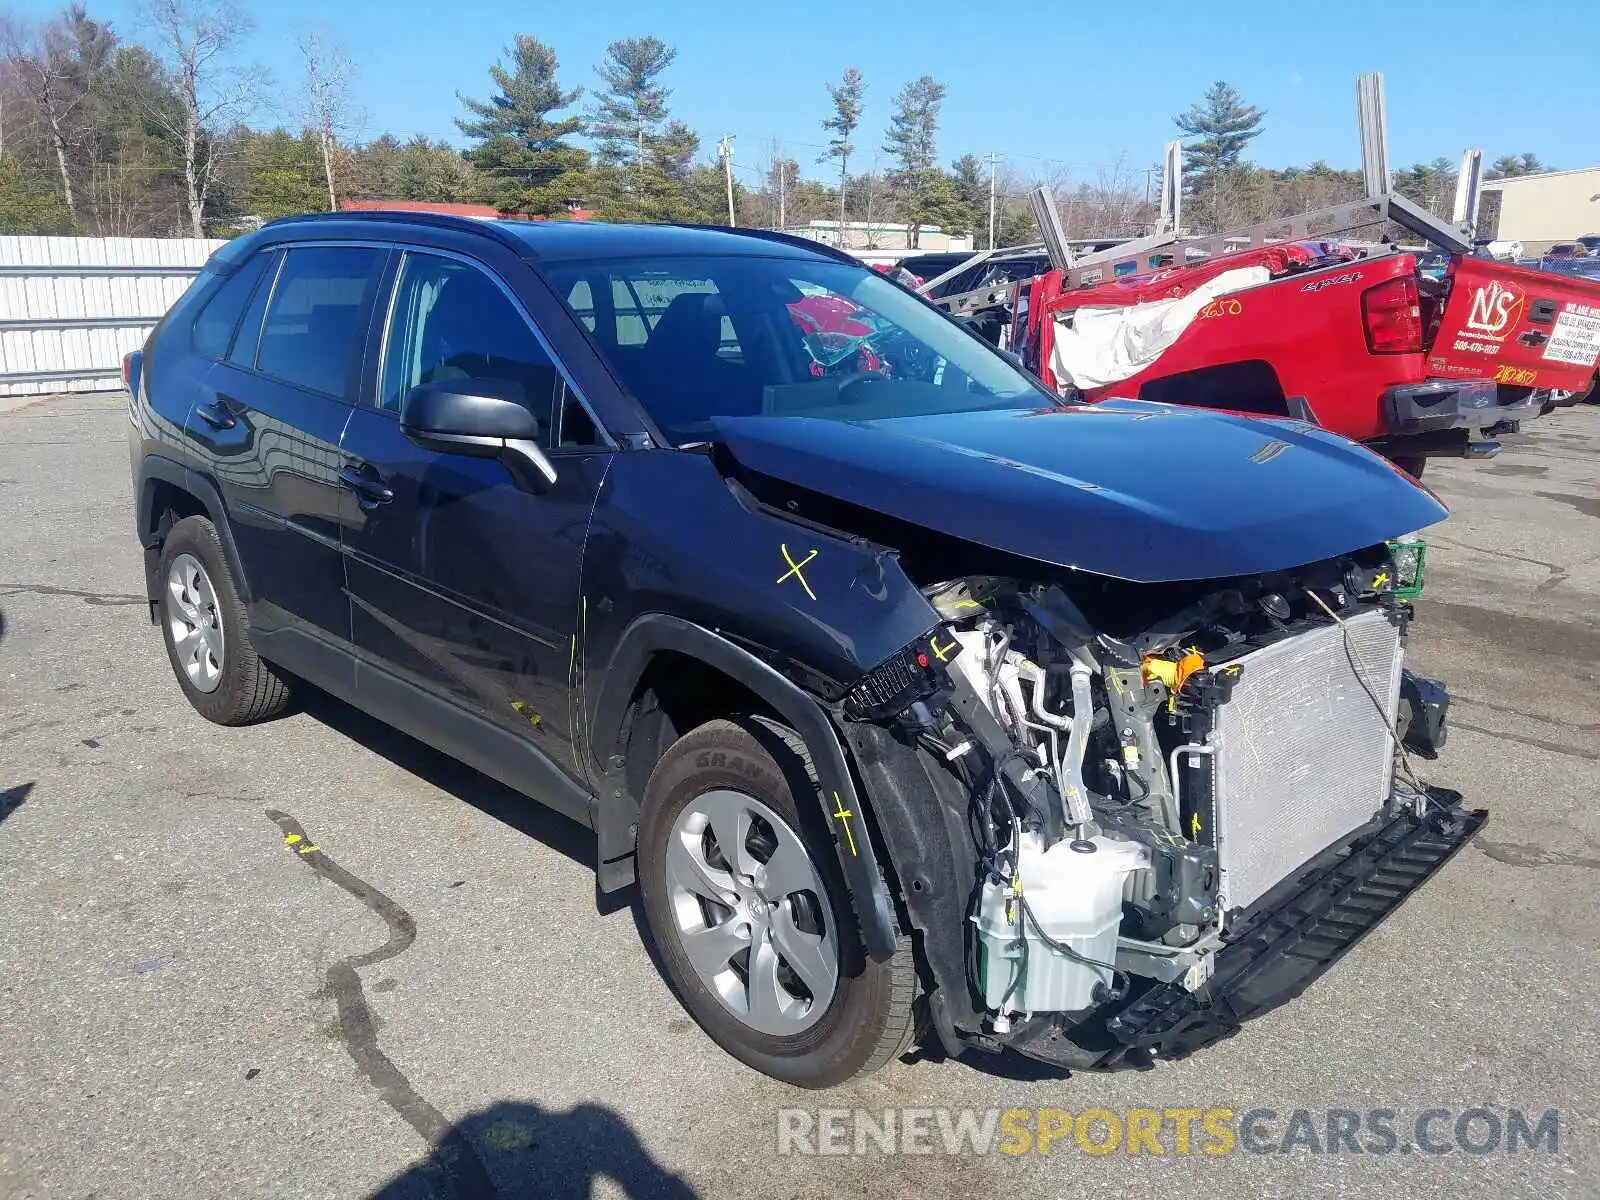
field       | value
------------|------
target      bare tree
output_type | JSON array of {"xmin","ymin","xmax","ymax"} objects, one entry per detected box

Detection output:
[
  {"xmin": 297, "ymin": 28, "xmax": 355, "ymax": 212},
  {"xmin": 142, "ymin": 0, "xmax": 264, "ymax": 236},
  {"xmin": 0, "ymin": 12, "xmax": 97, "ymax": 225}
]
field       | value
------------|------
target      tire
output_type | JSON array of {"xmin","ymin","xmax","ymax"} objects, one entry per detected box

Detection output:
[
  {"xmin": 1389, "ymin": 455, "xmax": 1427, "ymax": 480},
  {"xmin": 156, "ymin": 514, "xmax": 292, "ymax": 726},
  {"xmin": 637, "ymin": 717, "xmax": 917, "ymax": 1088}
]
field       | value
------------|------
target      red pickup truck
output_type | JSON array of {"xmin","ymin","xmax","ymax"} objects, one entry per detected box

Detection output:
[{"xmin": 1017, "ymin": 245, "xmax": 1600, "ymax": 473}]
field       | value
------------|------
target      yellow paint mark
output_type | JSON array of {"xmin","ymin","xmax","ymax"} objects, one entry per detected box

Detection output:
[
  {"xmin": 511, "ymin": 700, "xmax": 544, "ymax": 729},
  {"xmin": 298, "ymin": 844, "xmax": 319, "ymax": 855},
  {"xmin": 776, "ymin": 544, "xmax": 819, "ymax": 601},
  {"xmin": 832, "ymin": 791, "xmax": 858, "ymax": 857},
  {"xmin": 1190, "ymin": 812, "xmax": 1201, "ymax": 839},
  {"xmin": 1373, "ymin": 571, "xmax": 1390, "ymax": 589},
  {"xmin": 929, "ymin": 633, "xmax": 959, "ymax": 662},
  {"xmin": 284, "ymin": 833, "xmax": 301, "ymax": 845}
]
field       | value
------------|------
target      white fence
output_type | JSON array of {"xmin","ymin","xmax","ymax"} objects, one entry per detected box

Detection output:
[{"xmin": 0, "ymin": 236, "xmax": 226, "ymax": 397}]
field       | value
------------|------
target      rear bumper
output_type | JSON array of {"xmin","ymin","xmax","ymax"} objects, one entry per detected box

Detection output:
[
  {"xmin": 999, "ymin": 793, "xmax": 1486, "ymax": 1071},
  {"xmin": 1382, "ymin": 379, "xmax": 1545, "ymax": 435},
  {"xmin": 1382, "ymin": 379, "xmax": 1546, "ymax": 436}
]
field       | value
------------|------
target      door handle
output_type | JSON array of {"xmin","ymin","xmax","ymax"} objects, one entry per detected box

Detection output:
[
  {"xmin": 195, "ymin": 400, "xmax": 235, "ymax": 430},
  {"xmin": 340, "ymin": 463, "xmax": 394, "ymax": 508}
]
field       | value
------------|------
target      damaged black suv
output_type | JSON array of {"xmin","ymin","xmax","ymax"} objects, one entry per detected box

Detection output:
[{"xmin": 127, "ymin": 213, "xmax": 1482, "ymax": 1087}]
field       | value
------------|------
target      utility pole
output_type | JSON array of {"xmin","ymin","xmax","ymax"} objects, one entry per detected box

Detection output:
[
  {"xmin": 778, "ymin": 145, "xmax": 787, "ymax": 230},
  {"xmin": 718, "ymin": 134, "xmax": 736, "ymax": 227},
  {"xmin": 988, "ymin": 151, "xmax": 999, "ymax": 250}
]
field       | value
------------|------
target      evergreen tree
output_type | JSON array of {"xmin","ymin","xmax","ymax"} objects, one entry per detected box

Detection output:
[
  {"xmin": 883, "ymin": 75, "xmax": 943, "ymax": 177},
  {"xmin": 235, "ymin": 128, "xmax": 325, "ymax": 220},
  {"xmin": 882, "ymin": 75, "xmax": 948, "ymax": 247},
  {"xmin": 589, "ymin": 37, "xmax": 674, "ymax": 172},
  {"xmin": 902, "ymin": 168, "xmax": 970, "ymax": 242},
  {"xmin": 1394, "ymin": 157, "xmax": 1458, "ymax": 217},
  {"xmin": 950, "ymin": 153, "xmax": 988, "ymax": 245},
  {"xmin": 820, "ymin": 68, "xmax": 863, "ymax": 244},
  {"xmin": 0, "ymin": 157, "xmax": 75, "ymax": 233},
  {"xmin": 585, "ymin": 37, "xmax": 699, "ymax": 221},
  {"xmin": 1174, "ymin": 81, "xmax": 1265, "ymax": 230},
  {"xmin": 456, "ymin": 35, "xmax": 589, "ymax": 215},
  {"xmin": 1487, "ymin": 153, "xmax": 1551, "ymax": 179},
  {"xmin": 1174, "ymin": 81, "xmax": 1265, "ymax": 176}
]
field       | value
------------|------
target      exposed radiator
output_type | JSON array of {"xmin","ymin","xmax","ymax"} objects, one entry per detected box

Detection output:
[{"xmin": 1211, "ymin": 609, "xmax": 1403, "ymax": 912}]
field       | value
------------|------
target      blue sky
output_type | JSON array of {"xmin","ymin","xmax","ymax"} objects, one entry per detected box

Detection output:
[{"xmin": 27, "ymin": 0, "xmax": 1600, "ymax": 184}]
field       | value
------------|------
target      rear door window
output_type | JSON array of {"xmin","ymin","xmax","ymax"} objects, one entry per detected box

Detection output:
[{"xmin": 256, "ymin": 246, "xmax": 386, "ymax": 399}]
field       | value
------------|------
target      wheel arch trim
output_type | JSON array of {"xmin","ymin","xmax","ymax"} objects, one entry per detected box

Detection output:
[
  {"xmin": 135, "ymin": 456, "xmax": 253, "ymax": 608},
  {"xmin": 589, "ymin": 613, "xmax": 899, "ymax": 960}
]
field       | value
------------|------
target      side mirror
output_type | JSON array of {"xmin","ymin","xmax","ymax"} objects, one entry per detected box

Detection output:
[{"xmin": 400, "ymin": 379, "xmax": 557, "ymax": 488}]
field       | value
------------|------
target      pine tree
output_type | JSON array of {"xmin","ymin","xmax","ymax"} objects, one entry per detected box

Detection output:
[
  {"xmin": 1174, "ymin": 81, "xmax": 1265, "ymax": 230},
  {"xmin": 883, "ymin": 76, "xmax": 944, "ymax": 177},
  {"xmin": 949, "ymin": 153, "xmax": 987, "ymax": 246},
  {"xmin": 1487, "ymin": 153, "xmax": 1551, "ymax": 179},
  {"xmin": 589, "ymin": 37, "xmax": 674, "ymax": 172},
  {"xmin": 585, "ymin": 37, "xmax": 698, "ymax": 222},
  {"xmin": 820, "ymin": 68, "xmax": 863, "ymax": 244},
  {"xmin": 456, "ymin": 35, "xmax": 589, "ymax": 215},
  {"xmin": 882, "ymin": 75, "xmax": 948, "ymax": 248},
  {"xmin": 1174, "ymin": 81, "xmax": 1265, "ymax": 176}
]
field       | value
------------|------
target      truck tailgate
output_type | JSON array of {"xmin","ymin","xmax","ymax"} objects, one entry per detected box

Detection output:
[{"xmin": 1428, "ymin": 256, "xmax": 1600, "ymax": 390}]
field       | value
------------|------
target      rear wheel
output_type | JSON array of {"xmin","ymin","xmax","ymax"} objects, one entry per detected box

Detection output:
[
  {"xmin": 637, "ymin": 717, "xmax": 917, "ymax": 1087},
  {"xmin": 157, "ymin": 515, "xmax": 293, "ymax": 726}
]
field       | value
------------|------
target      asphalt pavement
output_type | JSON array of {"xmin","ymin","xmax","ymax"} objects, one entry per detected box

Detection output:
[{"xmin": 1, "ymin": 393, "xmax": 1596, "ymax": 1199}]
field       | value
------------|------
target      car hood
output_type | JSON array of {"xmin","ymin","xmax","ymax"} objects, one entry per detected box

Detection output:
[{"xmin": 709, "ymin": 400, "xmax": 1447, "ymax": 583}]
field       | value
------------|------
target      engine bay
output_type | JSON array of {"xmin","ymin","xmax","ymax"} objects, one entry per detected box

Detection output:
[{"xmin": 853, "ymin": 543, "xmax": 1425, "ymax": 1042}]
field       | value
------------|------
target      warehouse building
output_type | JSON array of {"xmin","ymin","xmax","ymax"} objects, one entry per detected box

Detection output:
[{"xmin": 1478, "ymin": 166, "xmax": 1600, "ymax": 252}]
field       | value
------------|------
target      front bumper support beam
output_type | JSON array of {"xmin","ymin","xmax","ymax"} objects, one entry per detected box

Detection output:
[
  {"xmin": 997, "ymin": 792, "xmax": 1486, "ymax": 1071},
  {"xmin": 1100, "ymin": 794, "xmax": 1486, "ymax": 1065}
]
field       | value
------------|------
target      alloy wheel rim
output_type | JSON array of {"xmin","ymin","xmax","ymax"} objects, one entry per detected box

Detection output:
[
  {"xmin": 166, "ymin": 553, "xmax": 224, "ymax": 694},
  {"xmin": 665, "ymin": 789, "xmax": 840, "ymax": 1036}
]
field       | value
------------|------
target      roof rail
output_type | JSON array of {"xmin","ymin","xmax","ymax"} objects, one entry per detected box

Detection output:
[
  {"xmin": 262, "ymin": 209, "xmax": 533, "ymax": 257},
  {"xmin": 678, "ymin": 223, "xmax": 864, "ymax": 266}
]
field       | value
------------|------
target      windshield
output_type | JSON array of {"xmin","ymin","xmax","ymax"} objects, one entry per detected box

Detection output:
[{"xmin": 542, "ymin": 254, "xmax": 1053, "ymax": 443}]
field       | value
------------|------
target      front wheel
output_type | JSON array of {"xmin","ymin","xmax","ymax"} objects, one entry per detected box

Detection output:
[{"xmin": 636, "ymin": 718, "xmax": 917, "ymax": 1088}]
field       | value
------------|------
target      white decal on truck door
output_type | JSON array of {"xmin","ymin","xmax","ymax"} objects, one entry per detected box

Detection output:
[{"xmin": 1463, "ymin": 280, "xmax": 1526, "ymax": 340}]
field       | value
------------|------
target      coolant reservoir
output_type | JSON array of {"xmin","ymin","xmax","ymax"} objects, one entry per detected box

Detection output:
[{"xmin": 975, "ymin": 834, "xmax": 1150, "ymax": 1017}]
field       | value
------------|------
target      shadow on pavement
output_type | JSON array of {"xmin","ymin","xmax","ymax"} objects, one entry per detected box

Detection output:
[
  {"xmin": 297, "ymin": 690, "xmax": 632, "ymax": 915},
  {"xmin": 0, "ymin": 781, "xmax": 33, "ymax": 825},
  {"xmin": 370, "ymin": 1100, "xmax": 699, "ymax": 1200}
]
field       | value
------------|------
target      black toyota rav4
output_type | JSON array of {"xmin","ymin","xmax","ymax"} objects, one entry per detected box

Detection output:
[{"xmin": 127, "ymin": 212, "xmax": 1482, "ymax": 1087}]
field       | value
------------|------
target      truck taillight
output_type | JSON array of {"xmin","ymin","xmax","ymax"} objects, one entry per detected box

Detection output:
[{"xmin": 1361, "ymin": 276, "xmax": 1423, "ymax": 354}]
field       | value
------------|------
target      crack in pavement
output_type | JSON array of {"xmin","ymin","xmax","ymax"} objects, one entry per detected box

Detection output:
[
  {"xmin": 1426, "ymin": 536, "xmax": 1572, "ymax": 594},
  {"xmin": 1450, "ymin": 720, "xmax": 1600, "ymax": 762},
  {"xmin": 266, "ymin": 809, "xmax": 495, "ymax": 1200},
  {"xmin": 1453, "ymin": 694, "xmax": 1600, "ymax": 734},
  {"xmin": 0, "ymin": 583, "xmax": 146, "ymax": 606}
]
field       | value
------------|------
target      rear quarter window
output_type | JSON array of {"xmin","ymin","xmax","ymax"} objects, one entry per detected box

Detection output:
[{"xmin": 191, "ymin": 254, "xmax": 270, "ymax": 360}]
